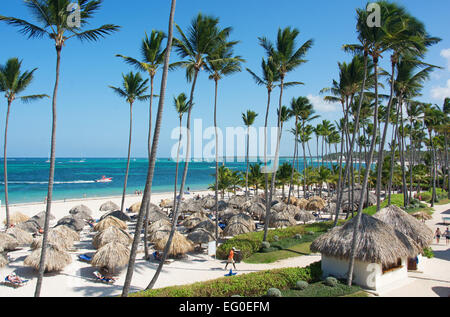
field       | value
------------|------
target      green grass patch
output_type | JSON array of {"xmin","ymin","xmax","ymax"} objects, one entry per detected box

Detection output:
[
  {"xmin": 131, "ymin": 261, "xmax": 323, "ymax": 297},
  {"xmin": 244, "ymin": 242, "xmax": 313, "ymax": 264},
  {"xmin": 362, "ymin": 194, "xmax": 434, "ymax": 216},
  {"xmin": 282, "ymin": 281, "xmax": 364, "ymax": 297}
]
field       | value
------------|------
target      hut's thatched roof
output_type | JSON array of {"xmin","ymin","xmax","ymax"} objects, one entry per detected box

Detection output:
[
  {"xmin": 149, "ymin": 228, "xmax": 171, "ymax": 243},
  {"xmin": 146, "ymin": 209, "xmax": 169, "ymax": 223},
  {"xmin": 0, "ymin": 233, "xmax": 19, "ymax": 252},
  {"xmin": 227, "ymin": 195, "xmax": 247, "ymax": 209},
  {"xmin": 69, "ymin": 205, "xmax": 93, "ymax": 221},
  {"xmin": 91, "ymin": 242, "xmax": 130, "ymax": 273},
  {"xmin": 148, "ymin": 219, "xmax": 171, "ymax": 234},
  {"xmin": 94, "ymin": 216, "xmax": 128, "ymax": 232},
  {"xmin": 191, "ymin": 219, "xmax": 222, "ymax": 235},
  {"xmin": 24, "ymin": 245, "xmax": 72, "ymax": 272},
  {"xmin": 294, "ymin": 198, "xmax": 309, "ymax": 209},
  {"xmin": 56, "ymin": 215, "xmax": 86, "ymax": 232},
  {"xmin": 100, "ymin": 210, "xmax": 131, "ymax": 222},
  {"xmin": 0, "ymin": 254, "xmax": 7, "ymax": 268},
  {"xmin": 271, "ymin": 202, "xmax": 288, "ymax": 213},
  {"xmin": 374, "ymin": 205, "xmax": 433, "ymax": 248},
  {"xmin": 99, "ymin": 201, "xmax": 120, "ymax": 212},
  {"xmin": 294, "ymin": 210, "xmax": 316, "ymax": 223},
  {"xmin": 335, "ymin": 188, "xmax": 377, "ymax": 211},
  {"xmin": 53, "ymin": 225, "xmax": 81, "ymax": 242},
  {"xmin": 15, "ymin": 219, "xmax": 41, "ymax": 233},
  {"xmin": 6, "ymin": 227, "xmax": 34, "ymax": 245},
  {"xmin": 228, "ymin": 213, "xmax": 255, "ymax": 231},
  {"xmin": 129, "ymin": 202, "xmax": 142, "ymax": 213},
  {"xmin": 31, "ymin": 229, "xmax": 74, "ymax": 251},
  {"xmin": 31, "ymin": 211, "xmax": 55, "ymax": 228},
  {"xmin": 201, "ymin": 196, "xmax": 217, "ymax": 209},
  {"xmin": 3, "ymin": 212, "xmax": 30, "ymax": 225},
  {"xmin": 310, "ymin": 214, "xmax": 422, "ymax": 265},
  {"xmin": 154, "ymin": 231, "xmax": 194, "ymax": 256},
  {"xmin": 159, "ymin": 199, "xmax": 174, "ymax": 208},
  {"xmin": 218, "ymin": 208, "xmax": 239, "ymax": 224},
  {"xmin": 223, "ymin": 222, "xmax": 253, "ymax": 236},
  {"xmin": 180, "ymin": 200, "xmax": 205, "ymax": 213},
  {"xmin": 268, "ymin": 211, "xmax": 297, "ymax": 228},
  {"xmin": 182, "ymin": 213, "xmax": 208, "ymax": 229},
  {"xmin": 92, "ymin": 226, "xmax": 132, "ymax": 249},
  {"xmin": 188, "ymin": 228, "xmax": 215, "ymax": 244},
  {"xmin": 247, "ymin": 202, "xmax": 267, "ymax": 219}
]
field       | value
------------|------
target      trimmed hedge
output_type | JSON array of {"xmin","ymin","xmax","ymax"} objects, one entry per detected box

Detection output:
[{"xmin": 131, "ymin": 261, "xmax": 323, "ymax": 297}]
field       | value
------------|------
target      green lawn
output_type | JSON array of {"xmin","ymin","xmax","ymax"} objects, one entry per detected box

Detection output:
[
  {"xmin": 244, "ymin": 242, "xmax": 313, "ymax": 264},
  {"xmin": 362, "ymin": 194, "xmax": 434, "ymax": 216},
  {"xmin": 282, "ymin": 281, "xmax": 366, "ymax": 297}
]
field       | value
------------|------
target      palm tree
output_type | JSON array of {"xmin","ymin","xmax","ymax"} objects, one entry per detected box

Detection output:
[
  {"xmin": 0, "ymin": 0, "xmax": 120, "ymax": 297},
  {"xmin": 122, "ymin": 0, "xmax": 177, "ymax": 296},
  {"xmin": 116, "ymin": 31, "xmax": 166, "ymax": 258},
  {"xmin": 206, "ymin": 37, "xmax": 243, "ymax": 245},
  {"xmin": 248, "ymin": 163, "xmax": 263, "ymax": 196},
  {"xmin": 259, "ymin": 26, "xmax": 313, "ymax": 241},
  {"xmin": 109, "ymin": 72, "xmax": 149, "ymax": 214},
  {"xmin": 0, "ymin": 58, "xmax": 48, "ymax": 229},
  {"xmin": 242, "ymin": 110, "xmax": 258, "ymax": 197},
  {"xmin": 145, "ymin": 12, "xmax": 229, "ymax": 291}
]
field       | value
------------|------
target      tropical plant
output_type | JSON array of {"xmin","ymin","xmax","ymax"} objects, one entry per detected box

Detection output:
[{"xmin": 242, "ymin": 110, "xmax": 258, "ymax": 197}]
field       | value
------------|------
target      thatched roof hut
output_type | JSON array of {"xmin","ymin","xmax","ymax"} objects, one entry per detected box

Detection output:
[
  {"xmin": 159, "ymin": 199, "xmax": 174, "ymax": 208},
  {"xmin": 188, "ymin": 229, "xmax": 215, "ymax": 245},
  {"xmin": 268, "ymin": 211, "xmax": 297, "ymax": 228},
  {"xmin": 335, "ymin": 187, "xmax": 377, "ymax": 211},
  {"xmin": 191, "ymin": 219, "xmax": 222, "ymax": 235},
  {"xmin": 31, "ymin": 211, "xmax": 55, "ymax": 228},
  {"xmin": 0, "ymin": 233, "xmax": 19, "ymax": 252},
  {"xmin": 16, "ymin": 219, "xmax": 41, "ymax": 233},
  {"xmin": 180, "ymin": 200, "xmax": 205, "ymax": 213},
  {"xmin": 148, "ymin": 219, "xmax": 171, "ymax": 234},
  {"xmin": 182, "ymin": 212, "xmax": 208, "ymax": 229},
  {"xmin": 99, "ymin": 201, "xmax": 120, "ymax": 212},
  {"xmin": 310, "ymin": 214, "xmax": 421, "ymax": 266},
  {"xmin": 31, "ymin": 229, "xmax": 74, "ymax": 251},
  {"xmin": 146, "ymin": 210, "xmax": 169, "ymax": 223},
  {"xmin": 91, "ymin": 242, "xmax": 130, "ymax": 273},
  {"xmin": 247, "ymin": 202, "xmax": 267, "ymax": 219},
  {"xmin": 56, "ymin": 215, "xmax": 86, "ymax": 232},
  {"xmin": 129, "ymin": 202, "xmax": 142, "ymax": 213},
  {"xmin": 218, "ymin": 208, "xmax": 239, "ymax": 224},
  {"xmin": 223, "ymin": 222, "xmax": 253, "ymax": 237},
  {"xmin": 201, "ymin": 196, "xmax": 217, "ymax": 209},
  {"xmin": 94, "ymin": 216, "xmax": 128, "ymax": 232},
  {"xmin": 53, "ymin": 225, "xmax": 80, "ymax": 242},
  {"xmin": 0, "ymin": 254, "xmax": 7, "ymax": 268},
  {"xmin": 306, "ymin": 196, "xmax": 326, "ymax": 211},
  {"xmin": 154, "ymin": 231, "xmax": 194, "ymax": 257},
  {"xmin": 227, "ymin": 195, "xmax": 247, "ymax": 209},
  {"xmin": 228, "ymin": 213, "xmax": 255, "ymax": 231},
  {"xmin": 294, "ymin": 198, "xmax": 309, "ymax": 209},
  {"xmin": 69, "ymin": 205, "xmax": 93, "ymax": 221},
  {"xmin": 3, "ymin": 212, "xmax": 30, "ymax": 226},
  {"xmin": 373, "ymin": 205, "xmax": 433, "ymax": 249},
  {"xmin": 6, "ymin": 227, "xmax": 33, "ymax": 245},
  {"xmin": 92, "ymin": 226, "xmax": 132, "ymax": 249},
  {"xmin": 149, "ymin": 228, "xmax": 171, "ymax": 243},
  {"xmin": 294, "ymin": 210, "xmax": 316, "ymax": 223},
  {"xmin": 100, "ymin": 210, "xmax": 131, "ymax": 222},
  {"xmin": 24, "ymin": 245, "xmax": 72, "ymax": 272}
]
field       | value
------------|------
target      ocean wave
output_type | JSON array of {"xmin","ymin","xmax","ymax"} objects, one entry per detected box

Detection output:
[{"xmin": 3, "ymin": 180, "xmax": 96, "ymax": 185}]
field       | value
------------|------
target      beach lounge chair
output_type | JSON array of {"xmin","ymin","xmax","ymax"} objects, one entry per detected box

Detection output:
[
  {"xmin": 224, "ymin": 269, "xmax": 237, "ymax": 277},
  {"xmin": 2, "ymin": 273, "xmax": 29, "ymax": 288},
  {"xmin": 78, "ymin": 254, "xmax": 92, "ymax": 263},
  {"xmin": 93, "ymin": 271, "xmax": 117, "ymax": 284}
]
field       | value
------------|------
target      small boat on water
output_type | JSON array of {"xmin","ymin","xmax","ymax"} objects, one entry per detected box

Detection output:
[{"xmin": 95, "ymin": 176, "xmax": 112, "ymax": 183}]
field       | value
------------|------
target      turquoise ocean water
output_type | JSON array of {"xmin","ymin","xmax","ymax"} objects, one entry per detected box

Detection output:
[{"xmin": 0, "ymin": 157, "xmax": 328, "ymax": 204}]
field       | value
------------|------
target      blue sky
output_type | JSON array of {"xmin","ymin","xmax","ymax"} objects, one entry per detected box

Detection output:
[{"xmin": 0, "ymin": 0, "xmax": 449, "ymax": 158}]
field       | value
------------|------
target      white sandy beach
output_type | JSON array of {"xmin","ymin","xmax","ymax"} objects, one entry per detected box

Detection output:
[{"xmin": 0, "ymin": 189, "xmax": 448, "ymax": 297}]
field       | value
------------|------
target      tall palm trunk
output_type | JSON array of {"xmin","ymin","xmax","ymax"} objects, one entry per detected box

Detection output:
[
  {"xmin": 144, "ymin": 75, "xmax": 155, "ymax": 259},
  {"xmin": 3, "ymin": 100, "xmax": 12, "ymax": 229},
  {"xmin": 35, "ymin": 45, "xmax": 61, "ymax": 298},
  {"xmin": 399, "ymin": 98, "xmax": 408, "ymax": 207},
  {"xmin": 121, "ymin": 0, "xmax": 176, "ymax": 295},
  {"xmin": 347, "ymin": 58, "xmax": 379, "ymax": 286},
  {"xmin": 302, "ymin": 123, "xmax": 307, "ymax": 198},
  {"xmin": 262, "ymin": 89, "xmax": 272, "ymax": 242},
  {"xmin": 214, "ymin": 79, "xmax": 220, "ymax": 245},
  {"xmin": 387, "ymin": 104, "xmax": 399, "ymax": 205},
  {"xmin": 245, "ymin": 126, "xmax": 250, "ymax": 196},
  {"xmin": 429, "ymin": 129, "xmax": 436, "ymax": 207},
  {"xmin": 120, "ymin": 103, "xmax": 133, "ymax": 213},
  {"xmin": 287, "ymin": 117, "xmax": 299, "ymax": 204},
  {"xmin": 173, "ymin": 116, "xmax": 183, "ymax": 215}
]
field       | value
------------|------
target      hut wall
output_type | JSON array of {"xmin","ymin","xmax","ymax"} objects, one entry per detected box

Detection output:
[{"xmin": 321, "ymin": 255, "xmax": 408, "ymax": 291}]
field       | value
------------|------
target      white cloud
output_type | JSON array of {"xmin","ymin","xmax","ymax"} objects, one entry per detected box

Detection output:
[
  {"xmin": 307, "ymin": 94, "xmax": 340, "ymax": 113},
  {"xmin": 431, "ymin": 79, "xmax": 450, "ymax": 101},
  {"xmin": 441, "ymin": 48, "xmax": 450, "ymax": 71}
]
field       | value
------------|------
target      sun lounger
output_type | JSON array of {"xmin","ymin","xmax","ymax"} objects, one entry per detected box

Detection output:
[
  {"xmin": 2, "ymin": 273, "xmax": 29, "ymax": 288},
  {"xmin": 93, "ymin": 271, "xmax": 117, "ymax": 284},
  {"xmin": 78, "ymin": 254, "xmax": 92, "ymax": 263}
]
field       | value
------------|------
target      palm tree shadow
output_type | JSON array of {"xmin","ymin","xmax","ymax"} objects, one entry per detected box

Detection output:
[{"xmin": 431, "ymin": 286, "xmax": 450, "ymax": 297}]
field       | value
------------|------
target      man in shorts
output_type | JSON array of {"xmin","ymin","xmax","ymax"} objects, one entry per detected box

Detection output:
[{"xmin": 224, "ymin": 247, "xmax": 237, "ymax": 270}]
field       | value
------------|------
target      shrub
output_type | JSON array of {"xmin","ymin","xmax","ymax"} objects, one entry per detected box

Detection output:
[
  {"xmin": 325, "ymin": 276, "xmax": 338, "ymax": 287},
  {"xmin": 266, "ymin": 288, "xmax": 282, "ymax": 297},
  {"xmin": 423, "ymin": 247, "xmax": 434, "ymax": 259},
  {"xmin": 295, "ymin": 280, "xmax": 309, "ymax": 290}
]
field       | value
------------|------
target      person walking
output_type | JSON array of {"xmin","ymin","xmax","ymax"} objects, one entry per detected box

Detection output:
[
  {"xmin": 444, "ymin": 227, "xmax": 450, "ymax": 246},
  {"xmin": 435, "ymin": 228, "xmax": 442, "ymax": 244},
  {"xmin": 224, "ymin": 247, "xmax": 237, "ymax": 271}
]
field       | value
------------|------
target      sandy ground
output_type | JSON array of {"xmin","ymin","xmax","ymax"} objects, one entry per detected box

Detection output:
[{"xmin": 1, "ymin": 190, "xmax": 448, "ymax": 297}]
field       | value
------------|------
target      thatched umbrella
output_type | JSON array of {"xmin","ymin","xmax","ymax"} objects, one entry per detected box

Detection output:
[
  {"xmin": 411, "ymin": 211, "xmax": 432, "ymax": 221},
  {"xmin": 154, "ymin": 231, "xmax": 194, "ymax": 257},
  {"xmin": 218, "ymin": 208, "xmax": 239, "ymax": 224},
  {"xmin": 148, "ymin": 219, "xmax": 171, "ymax": 234},
  {"xmin": 188, "ymin": 228, "xmax": 215, "ymax": 245},
  {"xmin": 283, "ymin": 196, "xmax": 298, "ymax": 205},
  {"xmin": 336, "ymin": 188, "xmax": 377, "ymax": 211},
  {"xmin": 149, "ymin": 228, "xmax": 171, "ymax": 243},
  {"xmin": 306, "ymin": 196, "xmax": 326, "ymax": 211},
  {"xmin": 91, "ymin": 242, "xmax": 130, "ymax": 274},
  {"xmin": 6, "ymin": 227, "xmax": 33, "ymax": 245},
  {"xmin": 129, "ymin": 202, "xmax": 142, "ymax": 213},
  {"xmin": 192, "ymin": 219, "xmax": 223, "ymax": 235},
  {"xmin": 53, "ymin": 225, "xmax": 80, "ymax": 242},
  {"xmin": 310, "ymin": 214, "xmax": 421, "ymax": 266},
  {"xmin": 294, "ymin": 198, "xmax": 309, "ymax": 209},
  {"xmin": 56, "ymin": 215, "xmax": 86, "ymax": 232},
  {"xmin": 214, "ymin": 200, "xmax": 228, "ymax": 211},
  {"xmin": 223, "ymin": 222, "xmax": 253, "ymax": 237},
  {"xmin": 3, "ymin": 211, "xmax": 30, "ymax": 226},
  {"xmin": 92, "ymin": 226, "xmax": 132, "ymax": 249},
  {"xmin": 94, "ymin": 216, "xmax": 128, "ymax": 232},
  {"xmin": 374, "ymin": 205, "xmax": 433, "ymax": 249},
  {"xmin": 294, "ymin": 210, "xmax": 316, "ymax": 223},
  {"xmin": 180, "ymin": 200, "xmax": 205, "ymax": 213},
  {"xmin": 146, "ymin": 209, "xmax": 169, "ymax": 223},
  {"xmin": 201, "ymin": 196, "xmax": 216, "ymax": 209},
  {"xmin": 69, "ymin": 205, "xmax": 93, "ymax": 221},
  {"xmin": 271, "ymin": 202, "xmax": 288, "ymax": 213},
  {"xmin": 15, "ymin": 219, "xmax": 41, "ymax": 233},
  {"xmin": 228, "ymin": 213, "xmax": 255, "ymax": 231},
  {"xmin": 0, "ymin": 253, "xmax": 7, "ymax": 268},
  {"xmin": 31, "ymin": 211, "xmax": 55, "ymax": 228},
  {"xmin": 99, "ymin": 201, "xmax": 120, "ymax": 212},
  {"xmin": 247, "ymin": 202, "xmax": 266, "ymax": 219},
  {"xmin": 0, "ymin": 233, "xmax": 19, "ymax": 252},
  {"xmin": 24, "ymin": 244, "xmax": 72, "ymax": 272},
  {"xmin": 227, "ymin": 195, "xmax": 246, "ymax": 209},
  {"xmin": 268, "ymin": 211, "xmax": 297, "ymax": 228},
  {"xmin": 31, "ymin": 229, "xmax": 74, "ymax": 251},
  {"xmin": 100, "ymin": 210, "xmax": 131, "ymax": 222},
  {"xmin": 182, "ymin": 212, "xmax": 208, "ymax": 229},
  {"xmin": 159, "ymin": 199, "xmax": 174, "ymax": 208}
]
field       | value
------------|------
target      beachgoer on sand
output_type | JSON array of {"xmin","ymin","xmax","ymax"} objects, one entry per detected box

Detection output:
[
  {"xmin": 224, "ymin": 247, "xmax": 236, "ymax": 270},
  {"xmin": 435, "ymin": 228, "xmax": 442, "ymax": 244},
  {"xmin": 445, "ymin": 227, "xmax": 450, "ymax": 245}
]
